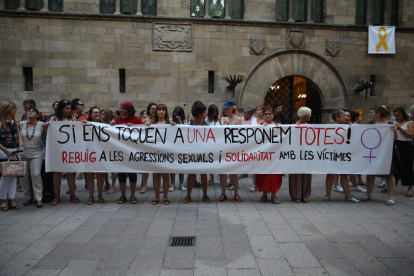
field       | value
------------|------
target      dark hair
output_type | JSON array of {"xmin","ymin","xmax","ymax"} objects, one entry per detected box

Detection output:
[
  {"xmin": 350, "ymin": 110, "xmax": 361, "ymax": 123},
  {"xmin": 381, "ymin": 103, "xmax": 391, "ymax": 112},
  {"xmin": 27, "ymin": 107, "xmax": 40, "ymax": 121},
  {"xmin": 140, "ymin": 110, "xmax": 146, "ymax": 116},
  {"xmin": 55, "ymin": 100, "xmax": 71, "ymax": 119},
  {"xmin": 52, "ymin": 101, "xmax": 59, "ymax": 107},
  {"xmin": 393, "ymin": 107, "xmax": 409, "ymax": 121},
  {"xmin": 154, "ymin": 104, "xmax": 169, "ymax": 123},
  {"xmin": 147, "ymin": 102, "xmax": 157, "ymax": 116},
  {"xmin": 87, "ymin": 106, "xmax": 101, "ymax": 122},
  {"xmin": 264, "ymin": 107, "xmax": 274, "ymax": 114},
  {"xmin": 172, "ymin": 106, "xmax": 186, "ymax": 124},
  {"xmin": 126, "ymin": 105, "xmax": 136, "ymax": 117},
  {"xmin": 101, "ymin": 108, "xmax": 115, "ymax": 121},
  {"xmin": 191, "ymin": 101, "xmax": 207, "ymax": 119},
  {"xmin": 207, "ymin": 104, "xmax": 219, "ymax": 123},
  {"xmin": 272, "ymin": 102, "xmax": 282, "ymax": 112},
  {"xmin": 23, "ymin": 99, "xmax": 36, "ymax": 108},
  {"xmin": 370, "ymin": 105, "xmax": 390, "ymax": 119},
  {"xmin": 331, "ymin": 109, "xmax": 345, "ymax": 122},
  {"xmin": 71, "ymin": 98, "xmax": 81, "ymax": 111}
]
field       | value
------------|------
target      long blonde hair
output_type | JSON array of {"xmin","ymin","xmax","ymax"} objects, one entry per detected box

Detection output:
[{"xmin": 0, "ymin": 101, "xmax": 18, "ymax": 130}]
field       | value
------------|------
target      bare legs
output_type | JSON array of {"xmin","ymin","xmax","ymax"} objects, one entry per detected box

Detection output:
[
  {"xmin": 153, "ymin": 173, "xmax": 169, "ymax": 203},
  {"xmin": 86, "ymin": 173, "xmax": 104, "ymax": 199}
]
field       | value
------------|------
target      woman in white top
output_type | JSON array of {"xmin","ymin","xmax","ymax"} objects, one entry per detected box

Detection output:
[
  {"xmin": 205, "ymin": 104, "xmax": 220, "ymax": 185},
  {"xmin": 20, "ymin": 108, "xmax": 47, "ymax": 208},
  {"xmin": 393, "ymin": 107, "xmax": 414, "ymax": 197}
]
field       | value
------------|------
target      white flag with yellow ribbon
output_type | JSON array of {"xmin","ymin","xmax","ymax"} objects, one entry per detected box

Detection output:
[{"xmin": 368, "ymin": 26, "xmax": 395, "ymax": 54}]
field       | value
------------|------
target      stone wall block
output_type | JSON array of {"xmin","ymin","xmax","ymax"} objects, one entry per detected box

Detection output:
[
  {"xmin": 92, "ymin": 43, "xmax": 116, "ymax": 53},
  {"xmin": 44, "ymin": 41, "xmax": 66, "ymax": 52}
]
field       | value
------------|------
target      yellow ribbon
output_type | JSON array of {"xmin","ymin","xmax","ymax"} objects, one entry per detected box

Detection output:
[{"xmin": 375, "ymin": 27, "xmax": 389, "ymax": 53}]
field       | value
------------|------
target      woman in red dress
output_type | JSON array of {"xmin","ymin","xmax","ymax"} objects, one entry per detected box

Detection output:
[{"xmin": 256, "ymin": 107, "xmax": 283, "ymax": 204}]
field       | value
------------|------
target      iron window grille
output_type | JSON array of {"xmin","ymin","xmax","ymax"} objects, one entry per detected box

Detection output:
[
  {"xmin": 49, "ymin": 0, "xmax": 63, "ymax": 11},
  {"xmin": 142, "ymin": 0, "xmax": 157, "ymax": 15},
  {"xmin": 100, "ymin": 0, "xmax": 116, "ymax": 13}
]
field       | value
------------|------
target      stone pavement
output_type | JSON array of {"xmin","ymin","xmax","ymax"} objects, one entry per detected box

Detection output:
[{"xmin": 0, "ymin": 174, "xmax": 414, "ymax": 276}]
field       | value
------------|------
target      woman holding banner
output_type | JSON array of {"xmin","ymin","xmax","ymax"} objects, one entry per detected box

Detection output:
[
  {"xmin": 110, "ymin": 101, "xmax": 142, "ymax": 204},
  {"xmin": 101, "ymin": 108, "xmax": 118, "ymax": 194},
  {"xmin": 219, "ymin": 99, "xmax": 243, "ymax": 202},
  {"xmin": 82, "ymin": 107, "xmax": 106, "ymax": 205},
  {"xmin": 48, "ymin": 100, "xmax": 79, "ymax": 205},
  {"xmin": 169, "ymin": 106, "xmax": 187, "ymax": 192},
  {"xmin": 362, "ymin": 105, "xmax": 398, "ymax": 205},
  {"xmin": 393, "ymin": 107, "xmax": 414, "ymax": 197},
  {"xmin": 146, "ymin": 104, "xmax": 175, "ymax": 205},
  {"xmin": 254, "ymin": 107, "xmax": 283, "ymax": 204},
  {"xmin": 289, "ymin": 107, "xmax": 312, "ymax": 203}
]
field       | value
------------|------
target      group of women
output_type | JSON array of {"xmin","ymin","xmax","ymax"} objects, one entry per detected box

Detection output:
[{"xmin": 0, "ymin": 99, "xmax": 413, "ymax": 210}]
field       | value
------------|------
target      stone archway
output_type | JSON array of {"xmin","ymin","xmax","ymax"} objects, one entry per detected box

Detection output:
[{"xmin": 238, "ymin": 49, "xmax": 349, "ymax": 123}]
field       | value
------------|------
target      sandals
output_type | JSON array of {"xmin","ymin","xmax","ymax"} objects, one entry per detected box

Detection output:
[
  {"xmin": 193, "ymin": 182, "xmax": 201, "ymax": 188},
  {"xmin": 77, "ymin": 173, "xmax": 83, "ymax": 180},
  {"xmin": 301, "ymin": 198, "xmax": 308, "ymax": 203},
  {"xmin": 344, "ymin": 197, "xmax": 360, "ymax": 203},
  {"xmin": 70, "ymin": 195, "xmax": 79, "ymax": 203},
  {"xmin": 151, "ymin": 199, "xmax": 159, "ymax": 205},
  {"xmin": 1, "ymin": 199, "xmax": 8, "ymax": 211},
  {"xmin": 8, "ymin": 199, "xmax": 20, "ymax": 210},
  {"xmin": 164, "ymin": 199, "xmax": 170, "ymax": 205},
  {"xmin": 130, "ymin": 196, "xmax": 138, "ymax": 204},
  {"xmin": 259, "ymin": 195, "xmax": 267, "ymax": 202},
  {"xmin": 17, "ymin": 186, "xmax": 23, "ymax": 192},
  {"xmin": 271, "ymin": 197, "xmax": 280, "ymax": 204},
  {"xmin": 323, "ymin": 196, "xmax": 330, "ymax": 202},
  {"xmin": 219, "ymin": 194, "xmax": 227, "ymax": 202},
  {"xmin": 406, "ymin": 190, "xmax": 414, "ymax": 197},
  {"xmin": 208, "ymin": 177, "xmax": 214, "ymax": 185},
  {"xmin": 234, "ymin": 195, "xmax": 242, "ymax": 202},
  {"xmin": 381, "ymin": 187, "xmax": 388, "ymax": 193},
  {"xmin": 98, "ymin": 196, "xmax": 105, "ymax": 203},
  {"xmin": 294, "ymin": 199, "xmax": 300, "ymax": 203},
  {"xmin": 23, "ymin": 199, "xmax": 33, "ymax": 206},
  {"xmin": 361, "ymin": 195, "xmax": 371, "ymax": 202},
  {"xmin": 37, "ymin": 201, "xmax": 43, "ymax": 208},
  {"xmin": 159, "ymin": 187, "xmax": 164, "ymax": 193},
  {"xmin": 139, "ymin": 187, "xmax": 148, "ymax": 194},
  {"xmin": 386, "ymin": 199, "xmax": 395, "ymax": 206},
  {"xmin": 117, "ymin": 196, "xmax": 127, "ymax": 204},
  {"xmin": 107, "ymin": 187, "xmax": 115, "ymax": 194},
  {"xmin": 86, "ymin": 197, "xmax": 94, "ymax": 205},
  {"xmin": 179, "ymin": 185, "xmax": 187, "ymax": 191},
  {"xmin": 51, "ymin": 197, "xmax": 60, "ymax": 206}
]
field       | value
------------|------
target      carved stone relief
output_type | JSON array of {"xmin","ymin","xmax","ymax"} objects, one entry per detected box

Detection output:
[
  {"xmin": 325, "ymin": 40, "xmax": 341, "ymax": 57},
  {"xmin": 286, "ymin": 27, "xmax": 306, "ymax": 50},
  {"xmin": 249, "ymin": 35, "xmax": 266, "ymax": 55},
  {"xmin": 153, "ymin": 23, "xmax": 193, "ymax": 51}
]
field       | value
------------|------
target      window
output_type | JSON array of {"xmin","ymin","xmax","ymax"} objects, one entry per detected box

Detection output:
[
  {"xmin": 355, "ymin": 0, "xmax": 366, "ymax": 25},
  {"xmin": 371, "ymin": 0, "xmax": 384, "ymax": 25},
  {"xmin": 23, "ymin": 67, "xmax": 33, "ymax": 92},
  {"xmin": 119, "ymin": 69, "xmax": 126, "ymax": 93},
  {"xmin": 210, "ymin": 0, "xmax": 225, "ymax": 18},
  {"xmin": 5, "ymin": 0, "xmax": 20, "ymax": 9},
  {"xmin": 230, "ymin": 0, "xmax": 243, "ymax": 19},
  {"xmin": 49, "ymin": 0, "xmax": 63, "ymax": 11},
  {"xmin": 276, "ymin": 0, "xmax": 289, "ymax": 21},
  {"xmin": 26, "ymin": 0, "xmax": 43, "ymax": 10},
  {"xmin": 208, "ymin": 71, "xmax": 214, "ymax": 94},
  {"xmin": 311, "ymin": 0, "xmax": 323, "ymax": 23},
  {"xmin": 142, "ymin": 0, "xmax": 156, "ymax": 15},
  {"xmin": 121, "ymin": 0, "xmax": 136, "ymax": 14},
  {"xmin": 389, "ymin": 0, "xmax": 399, "ymax": 26},
  {"xmin": 100, "ymin": 0, "xmax": 115, "ymax": 13},
  {"xmin": 191, "ymin": 0, "xmax": 205, "ymax": 17},
  {"xmin": 292, "ymin": 0, "xmax": 307, "ymax": 22}
]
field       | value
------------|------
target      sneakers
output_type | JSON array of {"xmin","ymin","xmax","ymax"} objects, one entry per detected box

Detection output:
[
  {"xmin": 249, "ymin": 185, "xmax": 257, "ymax": 192},
  {"xmin": 333, "ymin": 186, "xmax": 344, "ymax": 193},
  {"xmin": 66, "ymin": 185, "xmax": 77, "ymax": 194},
  {"xmin": 353, "ymin": 186, "xmax": 367, "ymax": 192},
  {"xmin": 378, "ymin": 181, "xmax": 386, "ymax": 188},
  {"xmin": 169, "ymin": 185, "xmax": 175, "ymax": 192},
  {"xmin": 182, "ymin": 196, "xmax": 191, "ymax": 204},
  {"xmin": 202, "ymin": 195, "xmax": 211, "ymax": 203}
]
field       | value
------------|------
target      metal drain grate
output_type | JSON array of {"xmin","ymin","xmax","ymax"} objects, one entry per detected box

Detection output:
[{"xmin": 169, "ymin": 236, "xmax": 196, "ymax": 247}]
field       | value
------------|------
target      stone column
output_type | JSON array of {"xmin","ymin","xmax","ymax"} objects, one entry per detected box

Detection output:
[
  {"xmin": 204, "ymin": 0, "xmax": 210, "ymax": 18},
  {"xmin": 135, "ymin": 0, "xmax": 142, "ymax": 15},
  {"xmin": 114, "ymin": 0, "xmax": 121, "ymax": 15},
  {"xmin": 288, "ymin": 0, "xmax": 294, "ymax": 22},
  {"xmin": 225, "ymin": 0, "xmax": 230, "ymax": 19},
  {"xmin": 17, "ymin": 0, "xmax": 26, "ymax": 11},
  {"xmin": 41, "ymin": 0, "xmax": 49, "ymax": 12},
  {"xmin": 307, "ymin": 0, "xmax": 313, "ymax": 22},
  {"xmin": 366, "ymin": 0, "xmax": 371, "ymax": 25}
]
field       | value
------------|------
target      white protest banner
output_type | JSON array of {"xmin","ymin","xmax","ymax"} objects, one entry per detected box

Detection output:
[
  {"xmin": 368, "ymin": 26, "xmax": 395, "ymax": 54},
  {"xmin": 46, "ymin": 122, "xmax": 394, "ymax": 175}
]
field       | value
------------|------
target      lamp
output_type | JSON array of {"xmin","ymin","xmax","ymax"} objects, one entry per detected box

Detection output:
[
  {"xmin": 224, "ymin": 75, "xmax": 245, "ymax": 97},
  {"xmin": 354, "ymin": 79, "xmax": 377, "ymax": 100}
]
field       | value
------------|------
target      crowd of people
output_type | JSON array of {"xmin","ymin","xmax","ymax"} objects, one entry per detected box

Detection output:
[{"xmin": 0, "ymin": 98, "xmax": 413, "ymax": 210}]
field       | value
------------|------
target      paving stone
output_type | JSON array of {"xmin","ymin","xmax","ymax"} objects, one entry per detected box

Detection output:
[
  {"xmin": 92, "ymin": 269, "xmax": 127, "ymax": 276},
  {"xmin": 83, "ymin": 211, "xmax": 115, "ymax": 225},
  {"xmin": 160, "ymin": 269, "xmax": 194, "ymax": 276},
  {"xmin": 268, "ymin": 223, "xmax": 302, "ymax": 242},
  {"xmin": 146, "ymin": 219, "xmax": 174, "ymax": 237},
  {"xmin": 194, "ymin": 258, "xmax": 227, "ymax": 276},
  {"xmin": 258, "ymin": 210, "xmax": 287, "ymax": 224},
  {"xmin": 59, "ymin": 260, "xmax": 100, "ymax": 276},
  {"xmin": 197, "ymin": 207, "xmax": 219, "ymax": 220},
  {"xmin": 14, "ymin": 236, "xmax": 65, "ymax": 260},
  {"xmin": 195, "ymin": 236, "xmax": 225, "ymax": 259},
  {"xmin": 288, "ymin": 219, "xmax": 322, "ymax": 236},
  {"xmin": 218, "ymin": 211, "xmax": 242, "ymax": 225},
  {"xmin": 162, "ymin": 247, "xmax": 195, "ymax": 269},
  {"xmin": 37, "ymin": 211, "xmax": 75, "ymax": 226},
  {"xmin": 227, "ymin": 268, "xmax": 261, "ymax": 275},
  {"xmin": 238, "ymin": 208, "xmax": 262, "ymax": 220},
  {"xmin": 45, "ymin": 222, "xmax": 82, "ymax": 237},
  {"xmin": 34, "ymin": 243, "xmax": 86, "ymax": 269},
  {"xmin": 300, "ymin": 235, "xmax": 344, "ymax": 259},
  {"xmin": 243, "ymin": 219, "xmax": 272, "ymax": 236},
  {"xmin": 127, "ymin": 256, "xmax": 163, "ymax": 276},
  {"xmin": 353, "ymin": 235, "xmax": 402, "ymax": 257},
  {"xmin": 319, "ymin": 259, "xmax": 362, "ymax": 276},
  {"xmin": 278, "ymin": 243, "xmax": 322, "ymax": 269},
  {"xmin": 256, "ymin": 258, "xmax": 295, "ymax": 276},
  {"xmin": 313, "ymin": 223, "xmax": 355, "ymax": 243},
  {"xmin": 24, "ymin": 268, "xmax": 62, "ymax": 276},
  {"xmin": 63, "ymin": 224, "xmax": 104, "ymax": 244},
  {"xmin": 0, "ymin": 243, "xmax": 31, "ymax": 266},
  {"xmin": 0, "ymin": 259, "xmax": 39, "ymax": 276},
  {"xmin": 378, "ymin": 257, "xmax": 414, "ymax": 276},
  {"xmin": 385, "ymin": 241, "xmax": 414, "ymax": 262},
  {"xmin": 248, "ymin": 236, "xmax": 283, "ymax": 259},
  {"xmin": 293, "ymin": 268, "xmax": 329, "ymax": 275}
]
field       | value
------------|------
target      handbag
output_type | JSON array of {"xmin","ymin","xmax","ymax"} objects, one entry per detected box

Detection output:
[{"xmin": 0, "ymin": 154, "xmax": 27, "ymax": 177}]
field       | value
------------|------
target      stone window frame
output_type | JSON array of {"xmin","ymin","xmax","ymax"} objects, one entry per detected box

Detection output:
[
  {"xmin": 354, "ymin": 0, "xmax": 399, "ymax": 26},
  {"xmin": 190, "ymin": 0, "xmax": 244, "ymax": 20},
  {"xmin": 276, "ymin": 0, "xmax": 323, "ymax": 23}
]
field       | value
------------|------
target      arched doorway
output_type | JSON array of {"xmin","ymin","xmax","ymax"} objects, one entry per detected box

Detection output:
[
  {"xmin": 239, "ymin": 50, "xmax": 349, "ymax": 123},
  {"xmin": 264, "ymin": 76, "xmax": 322, "ymax": 123}
]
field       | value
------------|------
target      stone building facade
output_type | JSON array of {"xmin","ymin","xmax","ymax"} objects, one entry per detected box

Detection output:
[{"xmin": 0, "ymin": 0, "xmax": 413, "ymax": 122}]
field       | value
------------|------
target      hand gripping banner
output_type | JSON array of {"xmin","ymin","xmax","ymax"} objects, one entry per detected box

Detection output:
[{"xmin": 46, "ymin": 122, "xmax": 394, "ymax": 175}]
